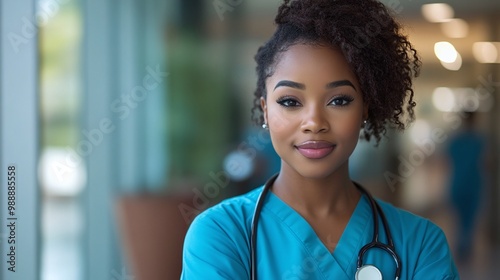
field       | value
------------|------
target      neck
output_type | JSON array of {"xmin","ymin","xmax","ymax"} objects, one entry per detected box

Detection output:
[{"xmin": 271, "ymin": 161, "xmax": 360, "ymax": 218}]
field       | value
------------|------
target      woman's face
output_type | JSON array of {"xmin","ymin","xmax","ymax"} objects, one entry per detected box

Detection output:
[{"xmin": 262, "ymin": 43, "xmax": 367, "ymax": 179}]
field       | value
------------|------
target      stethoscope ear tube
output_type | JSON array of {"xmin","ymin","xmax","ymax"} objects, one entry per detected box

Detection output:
[
  {"xmin": 375, "ymin": 200, "xmax": 402, "ymax": 278},
  {"xmin": 250, "ymin": 174, "xmax": 278, "ymax": 280},
  {"xmin": 355, "ymin": 182, "xmax": 402, "ymax": 280}
]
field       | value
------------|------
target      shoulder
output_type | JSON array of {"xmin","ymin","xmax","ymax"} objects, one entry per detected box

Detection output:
[
  {"xmin": 376, "ymin": 199, "xmax": 447, "ymax": 246},
  {"xmin": 185, "ymin": 186, "xmax": 263, "ymax": 246},
  {"xmin": 181, "ymin": 187, "xmax": 264, "ymax": 278},
  {"xmin": 376, "ymin": 199, "xmax": 433, "ymax": 232},
  {"xmin": 191, "ymin": 186, "xmax": 263, "ymax": 230},
  {"xmin": 376, "ymin": 200, "xmax": 459, "ymax": 279}
]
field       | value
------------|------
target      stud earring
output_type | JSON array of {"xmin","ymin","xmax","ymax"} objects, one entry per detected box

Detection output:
[
  {"xmin": 262, "ymin": 123, "xmax": 268, "ymax": 129},
  {"xmin": 359, "ymin": 120, "xmax": 367, "ymax": 140}
]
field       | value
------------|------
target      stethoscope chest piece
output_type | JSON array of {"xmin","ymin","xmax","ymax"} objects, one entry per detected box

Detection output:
[{"xmin": 356, "ymin": 265, "xmax": 382, "ymax": 280}]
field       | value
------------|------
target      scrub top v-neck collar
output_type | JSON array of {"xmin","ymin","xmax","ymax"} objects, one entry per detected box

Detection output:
[{"xmin": 263, "ymin": 190, "xmax": 373, "ymax": 279}]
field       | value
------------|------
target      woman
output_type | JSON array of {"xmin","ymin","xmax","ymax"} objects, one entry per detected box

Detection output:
[{"xmin": 182, "ymin": 0, "xmax": 459, "ymax": 279}]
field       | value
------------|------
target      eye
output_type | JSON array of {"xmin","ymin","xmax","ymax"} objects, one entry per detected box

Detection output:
[
  {"xmin": 328, "ymin": 95, "xmax": 354, "ymax": 106},
  {"xmin": 276, "ymin": 97, "xmax": 301, "ymax": 107}
]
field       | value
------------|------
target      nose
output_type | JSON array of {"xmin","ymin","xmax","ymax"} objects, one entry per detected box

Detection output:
[{"xmin": 301, "ymin": 105, "xmax": 330, "ymax": 133}]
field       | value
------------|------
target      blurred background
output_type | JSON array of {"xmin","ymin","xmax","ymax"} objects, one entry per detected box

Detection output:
[{"xmin": 1, "ymin": 0, "xmax": 499, "ymax": 279}]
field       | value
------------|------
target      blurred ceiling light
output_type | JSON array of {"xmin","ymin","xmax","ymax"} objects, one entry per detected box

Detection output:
[
  {"xmin": 440, "ymin": 52, "xmax": 462, "ymax": 71},
  {"xmin": 440, "ymin": 18, "xmax": 469, "ymax": 38},
  {"xmin": 432, "ymin": 87, "xmax": 456, "ymax": 112},
  {"xmin": 473, "ymin": 42, "xmax": 500, "ymax": 63},
  {"xmin": 434, "ymin": 41, "xmax": 458, "ymax": 63},
  {"xmin": 410, "ymin": 119, "xmax": 431, "ymax": 145},
  {"xmin": 421, "ymin": 3, "xmax": 454, "ymax": 23},
  {"xmin": 432, "ymin": 87, "xmax": 493, "ymax": 113}
]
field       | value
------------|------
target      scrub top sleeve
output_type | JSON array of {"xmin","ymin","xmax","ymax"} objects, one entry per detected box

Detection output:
[
  {"xmin": 412, "ymin": 221, "xmax": 460, "ymax": 280},
  {"xmin": 181, "ymin": 212, "xmax": 248, "ymax": 279}
]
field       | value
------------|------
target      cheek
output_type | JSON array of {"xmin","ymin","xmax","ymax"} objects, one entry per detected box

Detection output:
[
  {"xmin": 344, "ymin": 124, "xmax": 362, "ymax": 146},
  {"xmin": 341, "ymin": 116, "xmax": 362, "ymax": 133},
  {"xmin": 332, "ymin": 113, "xmax": 363, "ymax": 140},
  {"xmin": 266, "ymin": 105, "xmax": 294, "ymax": 133}
]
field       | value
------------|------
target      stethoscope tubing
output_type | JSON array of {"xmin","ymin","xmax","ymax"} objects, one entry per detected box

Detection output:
[
  {"xmin": 250, "ymin": 177, "xmax": 271, "ymax": 280},
  {"xmin": 250, "ymin": 174, "xmax": 402, "ymax": 280}
]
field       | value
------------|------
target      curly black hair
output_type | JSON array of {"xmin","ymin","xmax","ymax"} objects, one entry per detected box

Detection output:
[{"xmin": 251, "ymin": 0, "xmax": 421, "ymax": 143}]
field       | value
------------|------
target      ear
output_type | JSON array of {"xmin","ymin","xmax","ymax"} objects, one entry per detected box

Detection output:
[{"xmin": 260, "ymin": 97, "xmax": 268, "ymax": 124}]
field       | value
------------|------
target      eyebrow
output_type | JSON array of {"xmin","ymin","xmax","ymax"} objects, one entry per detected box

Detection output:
[
  {"xmin": 326, "ymin": 80, "xmax": 356, "ymax": 90},
  {"xmin": 273, "ymin": 80, "xmax": 305, "ymax": 91},
  {"xmin": 273, "ymin": 79, "xmax": 356, "ymax": 91}
]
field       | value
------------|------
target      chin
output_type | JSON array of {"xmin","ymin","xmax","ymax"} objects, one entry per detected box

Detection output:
[{"xmin": 292, "ymin": 163, "xmax": 345, "ymax": 181}]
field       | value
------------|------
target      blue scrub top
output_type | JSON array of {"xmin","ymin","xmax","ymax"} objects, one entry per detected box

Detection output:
[{"xmin": 181, "ymin": 186, "xmax": 459, "ymax": 279}]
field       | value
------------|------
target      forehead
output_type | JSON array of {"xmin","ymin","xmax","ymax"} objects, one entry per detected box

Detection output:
[{"xmin": 271, "ymin": 43, "xmax": 358, "ymax": 83}]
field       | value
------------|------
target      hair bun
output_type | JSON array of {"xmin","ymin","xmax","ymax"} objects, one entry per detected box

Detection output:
[{"xmin": 275, "ymin": 0, "xmax": 292, "ymax": 24}]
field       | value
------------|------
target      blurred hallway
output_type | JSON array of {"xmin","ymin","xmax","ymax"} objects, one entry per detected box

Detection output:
[{"xmin": 429, "ymin": 204, "xmax": 499, "ymax": 279}]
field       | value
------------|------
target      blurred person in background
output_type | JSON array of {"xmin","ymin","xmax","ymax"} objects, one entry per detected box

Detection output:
[{"xmin": 446, "ymin": 111, "xmax": 487, "ymax": 263}]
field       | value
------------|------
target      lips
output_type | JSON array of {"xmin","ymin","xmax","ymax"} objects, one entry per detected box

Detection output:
[{"xmin": 295, "ymin": 140, "xmax": 335, "ymax": 159}]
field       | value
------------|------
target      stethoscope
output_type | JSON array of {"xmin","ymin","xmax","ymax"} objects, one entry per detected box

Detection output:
[{"xmin": 250, "ymin": 174, "xmax": 402, "ymax": 280}]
